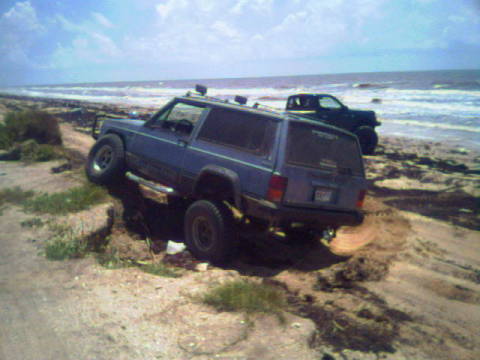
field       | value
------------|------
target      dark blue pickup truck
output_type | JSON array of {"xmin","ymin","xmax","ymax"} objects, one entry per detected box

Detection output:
[
  {"xmin": 286, "ymin": 94, "xmax": 381, "ymax": 154},
  {"xmin": 86, "ymin": 86, "xmax": 367, "ymax": 263}
]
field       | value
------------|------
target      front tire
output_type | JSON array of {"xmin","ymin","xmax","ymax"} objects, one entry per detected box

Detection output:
[
  {"xmin": 184, "ymin": 200, "xmax": 235, "ymax": 264},
  {"xmin": 355, "ymin": 126, "xmax": 378, "ymax": 155},
  {"xmin": 86, "ymin": 134, "xmax": 125, "ymax": 185}
]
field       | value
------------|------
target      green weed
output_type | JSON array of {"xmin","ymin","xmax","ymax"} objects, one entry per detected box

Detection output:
[
  {"xmin": 18, "ymin": 140, "xmax": 60, "ymax": 162},
  {"xmin": 20, "ymin": 217, "xmax": 44, "ymax": 228},
  {"xmin": 0, "ymin": 187, "xmax": 35, "ymax": 206},
  {"xmin": 24, "ymin": 183, "xmax": 107, "ymax": 215},
  {"xmin": 202, "ymin": 280, "xmax": 286, "ymax": 317},
  {"xmin": 96, "ymin": 250, "xmax": 133, "ymax": 269},
  {"xmin": 44, "ymin": 225, "xmax": 86, "ymax": 260},
  {"xmin": 139, "ymin": 262, "xmax": 182, "ymax": 278},
  {"xmin": 1, "ymin": 110, "xmax": 62, "ymax": 149}
]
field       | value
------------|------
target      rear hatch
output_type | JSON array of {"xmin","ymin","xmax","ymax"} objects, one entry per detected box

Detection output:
[{"xmin": 280, "ymin": 120, "xmax": 366, "ymax": 211}]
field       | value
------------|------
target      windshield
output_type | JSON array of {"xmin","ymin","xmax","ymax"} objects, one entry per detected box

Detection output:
[
  {"xmin": 286, "ymin": 121, "xmax": 364, "ymax": 176},
  {"xmin": 318, "ymin": 96, "xmax": 343, "ymax": 110}
]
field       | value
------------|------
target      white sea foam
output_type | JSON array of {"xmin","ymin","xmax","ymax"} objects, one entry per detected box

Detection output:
[
  {"xmin": 381, "ymin": 119, "xmax": 480, "ymax": 133},
  {"xmin": 385, "ymin": 88, "xmax": 480, "ymax": 98}
]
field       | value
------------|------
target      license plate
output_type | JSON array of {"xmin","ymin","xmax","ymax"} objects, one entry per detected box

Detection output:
[{"xmin": 314, "ymin": 188, "xmax": 333, "ymax": 202}]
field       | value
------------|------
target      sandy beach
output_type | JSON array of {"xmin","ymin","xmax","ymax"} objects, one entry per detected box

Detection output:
[{"xmin": 0, "ymin": 93, "xmax": 479, "ymax": 360}]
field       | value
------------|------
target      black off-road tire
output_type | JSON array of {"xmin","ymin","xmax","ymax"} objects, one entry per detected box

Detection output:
[
  {"xmin": 355, "ymin": 126, "xmax": 378, "ymax": 155},
  {"xmin": 184, "ymin": 200, "xmax": 236, "ymax": 264},
  {"xmin": 86, "ymin": 134, "xmax": 125, "ymax": 185},
  {"xmin": 284, "ymin": 227, "xmax": 316, "ymax": 244}
]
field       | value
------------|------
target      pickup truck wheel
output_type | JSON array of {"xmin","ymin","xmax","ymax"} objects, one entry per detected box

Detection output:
[
  {"xmin": 86, "ymin": 134, "xmax": 125, "ymax": 185},
  {"xmin": 355, "ymin": 126, "xmax": 378, "ymax": 155},
  {"xmin": 184, "ymin": 200, "xmax": 235, "ymax": 264}
]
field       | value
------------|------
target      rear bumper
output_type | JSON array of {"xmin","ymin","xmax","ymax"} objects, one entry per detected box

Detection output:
[{"xmin": 242, "ymin": 195, "xmax": 363, "ymax": 229}]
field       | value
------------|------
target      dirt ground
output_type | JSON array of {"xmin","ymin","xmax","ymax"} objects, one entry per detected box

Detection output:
[{"xmin": 1, "ymin": 97, "xmax": 479, "ymax": 360}]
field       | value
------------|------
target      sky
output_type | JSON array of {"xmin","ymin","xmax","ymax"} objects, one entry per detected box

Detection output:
[{"xmin": 0, "ymin": 0, "xmax": 479, "ymax": 86}]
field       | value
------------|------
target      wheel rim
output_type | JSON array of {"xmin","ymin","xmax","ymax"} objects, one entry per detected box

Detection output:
[
  {"xmin": 92, "ymin": 145, "xmax": 114, "ymax": 173},
  {"xmin": 192, "ymin": 216, "xmax": 215, "ymax": 251}
]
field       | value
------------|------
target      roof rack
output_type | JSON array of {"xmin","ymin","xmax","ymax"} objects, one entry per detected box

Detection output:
[
  {"xmin": 185, "ymin": 84, "xmax": 282, "ymax": 116},
  {"xmin": 185, "ymin": 84, "xmax": 230, "ymax": 104},
  {"xmin": 185, "ymin": 84, "xmax": 248, "ymax": 106},
  {"xmin": 252, "ymin": 102, "xmax": 282, "ymax": 115}
]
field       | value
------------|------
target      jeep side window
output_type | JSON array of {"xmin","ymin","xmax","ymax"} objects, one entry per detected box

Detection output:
[
  {"xmin": 198, "ymin": 108, "xmax": 276, "ymax": 156},
  {"xmin": 318, "ymin": 96, "xmax": 342, "ymax": 110},
  {"xmin": 287, "ymin": 97, "xmax": 300, "ymax": 109},
  {"xmin": 150, "ymin": 102, "xmax": 205, "ymax": 135}
]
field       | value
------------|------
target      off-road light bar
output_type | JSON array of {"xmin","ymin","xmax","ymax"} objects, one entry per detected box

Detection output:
[
  {"xmin": 195, "ymin": 84, "xmax": 207, "ymax": 96},
  {"xmin": 234, "ymin": 95, "xmax": 247, "ymax": 105}
]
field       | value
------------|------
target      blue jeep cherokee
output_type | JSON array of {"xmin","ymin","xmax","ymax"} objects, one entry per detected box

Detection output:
[{"xmin": 86, "ymin": 86, "xmax": 367, "ymax": 263}]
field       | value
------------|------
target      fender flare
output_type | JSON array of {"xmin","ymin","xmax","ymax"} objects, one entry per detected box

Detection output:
[{"xmin": 194, "ymin": 165, "xmax": 242, "ymax": 210}]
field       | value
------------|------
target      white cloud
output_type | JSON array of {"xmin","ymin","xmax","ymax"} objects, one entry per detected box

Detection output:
[
  {"xmin": 51, "ymin": 12, "xmax": 120, "ymax": 67},
  {"xmin": 2, "ymin": 0, "xmax": 480, "ymax": 85},
  {"xmin": 156, "ymin": 0, "xmax": 187, "ymax": 20},
  {"xmin": 231, "ymin": 0, "xmax": 273, "ymax": 15},
  {"xmin": 56, "ymin": 14, "xmax": 83, "ymax": 32},
  {"xmin": 231, "ymin": 0, "xmax": 248, "ymax": 14},
  {"xmin": 92, "ymin": 12, "xmax": 114, "ymax": 28},
  {"xmin": 0, "ymin": 1, "xmax": 45, "ymax": 66},
  {"xmin": 1, "ymin": 1, "xmax": 44, "ymax": 33},
  {"xmin": 119, "ymin": 0, "xmax": 390, "ymax": 65},
  {"xmin": 91, "ymin": 32, "xmax": 120, "ymax": 56},
  {"xmin": 51, "ymin": 32, "xmax": 120, "ymax": 68},
  {"xmin": 211, "ymin": 21, "xmax": 240, "ymax": 39}
]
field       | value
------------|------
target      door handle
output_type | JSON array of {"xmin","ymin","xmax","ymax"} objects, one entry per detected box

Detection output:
[{"xmin": 177, "ymin": 139, "xmax": 188, "ymax": 147}]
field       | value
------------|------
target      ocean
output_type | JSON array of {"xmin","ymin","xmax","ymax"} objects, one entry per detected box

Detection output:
[{"xmin": 1, "ymin": 69, "xmax": 479, "ymax": 149}]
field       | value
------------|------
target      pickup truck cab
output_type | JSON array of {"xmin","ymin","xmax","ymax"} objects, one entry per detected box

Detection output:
[
  {"xmin": 86, "ymin": 86, "xmax": 367, "ymax": 263},
  {"xmin": 286, "ymin": 94, "xmax": 381, "ymax": 154}
]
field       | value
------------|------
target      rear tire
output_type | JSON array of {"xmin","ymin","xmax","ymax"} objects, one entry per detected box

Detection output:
[
  {"xmin": 86, "ymin": 134, "xmax": 125, "ymax": 185},
  {"xmin": 355, "ymin": 126, "xmax": 378, "ymax": 155},
  {"xmin": 284, "ymin": 227, "xmax": 316, "ymax": 244},
  {"xmin": 184, "ymin": 200, "xmax": 235, "ymax": 264}
]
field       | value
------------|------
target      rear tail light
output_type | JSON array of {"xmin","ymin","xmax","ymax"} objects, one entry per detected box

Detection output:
[
  {"xmin": 356, "ymin": 189, "xmax": 367, "ymax": 208},
  {"xmin": 267, "ymin": 175, "xmax": 288, "ymax": 202}
]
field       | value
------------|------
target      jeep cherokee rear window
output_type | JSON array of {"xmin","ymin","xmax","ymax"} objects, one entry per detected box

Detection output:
[
  {"xmin": 198, "ymin": 108, "xmax": 277, "ymax": 156},
  {"xmin": 286, "ymin": 121, "xmax": 363, "ymax": 176}
]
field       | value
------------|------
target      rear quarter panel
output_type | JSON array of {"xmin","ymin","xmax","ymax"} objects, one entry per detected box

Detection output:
[{"xmin": 183, "ymin": 129, "xmax": 281, "ymax": 199}]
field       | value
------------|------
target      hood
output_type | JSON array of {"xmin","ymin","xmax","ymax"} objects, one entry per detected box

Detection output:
[{"xmin": 103, "ymin": 118, "xmax": 145, "ymax": 129}]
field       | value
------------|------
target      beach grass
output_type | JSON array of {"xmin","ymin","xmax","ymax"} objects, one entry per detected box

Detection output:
[
  {"xmin": 44, "ymin": 224, "xmax": 87, "ymax": 260},
  {"xmin": 0, "ymin": 186, "xmax": 35, "ymax": 206},
  {"xmin": 23, "ymin": 182, "xmax": 108, "ymax": 215},
  {"xmin": 0, "ymin": 110, "xmax": 63, "ymax": 162},
  {"xmin": 201, "ymin": 280, "xmax": 286, "ymax": 318},
  {"xmin": 20, "ymin": 217, "xmax": 45, "ymax": 228},
  {"xmin": 1, "ymin": 110, "xmax": 62, "ymax": 149},
  {"xmin": 138, "ymin": 262, "xmax": 182, "ymax": 278}
]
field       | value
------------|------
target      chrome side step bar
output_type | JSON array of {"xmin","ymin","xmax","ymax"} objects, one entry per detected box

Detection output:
[{"xmin": 126, "ymin": 172, "xmax": 178, "ymax": 195}]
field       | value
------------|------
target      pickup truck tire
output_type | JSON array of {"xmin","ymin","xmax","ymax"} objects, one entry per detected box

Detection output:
[
  {"xmin": 354, "ymin": 126, "xmax": 378, "ymax": 155},
  {"xmin": 86, "ymin": 134, "xmax": 125, "ymax": 185},
  {"xmin": 184, "ymin": 200, "xmax": 235, "ymax": 264}
]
